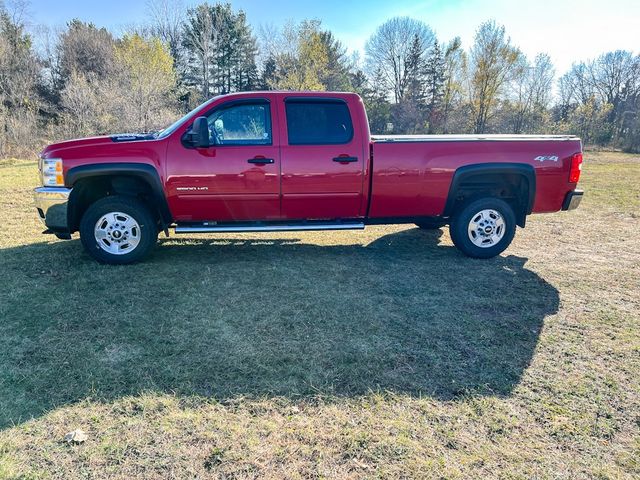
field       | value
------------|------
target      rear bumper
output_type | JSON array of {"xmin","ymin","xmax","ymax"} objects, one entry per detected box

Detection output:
[
  {"xmin": 34, "ymin": 187, "xmax": 72, "ymax": 232},
  {"xmin": 561, "ymin": 189, "xmax": 583, "ymax": 211}
]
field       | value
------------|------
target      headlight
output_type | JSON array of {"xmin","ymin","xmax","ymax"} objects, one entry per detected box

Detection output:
[{"xmin": 41, "ymin": 158, "xmax": 64, "ymax": 186}]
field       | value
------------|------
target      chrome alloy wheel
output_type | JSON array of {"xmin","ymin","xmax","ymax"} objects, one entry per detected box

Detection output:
[
  {"xmin": 94, "ymin": 211, "xmax": 141, "ymax": 255},
  {"xmin": 467, "ymin": 209, "xmax": 505, "ymax": 248}
]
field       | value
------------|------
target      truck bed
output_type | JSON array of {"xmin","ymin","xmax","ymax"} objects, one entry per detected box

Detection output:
[{"xmin": 367, "ymin": 137, "xmax": 582, "ymax": 219}]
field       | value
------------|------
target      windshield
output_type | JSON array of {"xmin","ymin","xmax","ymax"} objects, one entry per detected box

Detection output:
[{"xmin": 155, "ymin": 96, "xmax": 220, "ymax": 139}]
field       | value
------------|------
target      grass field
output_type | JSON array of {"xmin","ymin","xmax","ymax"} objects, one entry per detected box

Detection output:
[{"xmin": 0, "ymin": 152, "xmax": 638, "ymax": 479}]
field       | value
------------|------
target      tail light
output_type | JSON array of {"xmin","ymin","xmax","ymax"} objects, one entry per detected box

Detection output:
[{"xmin": 569, "ymin": 153, "xmax": 583, "ymax": 183}]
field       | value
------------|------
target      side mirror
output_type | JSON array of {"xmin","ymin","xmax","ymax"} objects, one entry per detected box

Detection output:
[{"xmin": 184, "ymin": 116, "xmax": 210, "ymax": 148}]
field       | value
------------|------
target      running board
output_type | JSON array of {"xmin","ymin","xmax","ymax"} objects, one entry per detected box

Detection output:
[{"xmin": 174, "ymin": 222, "xmax": 365, "ymax": 234}]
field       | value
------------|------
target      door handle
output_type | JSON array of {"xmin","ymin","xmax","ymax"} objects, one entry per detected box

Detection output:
[
  {"xmin": 333, "ymin": 156, "xmax": 358, "ymax": 163},
  {"xmin": 247, "ymin": 158, "xmax": 275, "ymax": 164}
]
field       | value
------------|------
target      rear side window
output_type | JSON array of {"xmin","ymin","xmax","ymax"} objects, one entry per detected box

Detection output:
[{"xmin": 285, "ymin": 100, "xmax": 354, "ymax": 145}]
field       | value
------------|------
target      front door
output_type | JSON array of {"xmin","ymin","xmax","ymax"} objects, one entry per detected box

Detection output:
[
  {"xmin": 166, "ymin": 99, "xmax": 280, "ymax": 222},
  {"xmin": 278, "ymin": 97, "xmax": 365, "ymax": 220}
]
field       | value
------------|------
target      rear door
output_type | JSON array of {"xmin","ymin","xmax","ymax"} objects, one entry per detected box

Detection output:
[{"xmin": 278, "ymin": 96, "xmax": 365, "ymax": 220}]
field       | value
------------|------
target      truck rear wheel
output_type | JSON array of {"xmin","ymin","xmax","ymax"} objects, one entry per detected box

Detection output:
[
  {"xmin": 79, "ymin": 195, "xmax": 158, "ymax": 264},
  {"xmin": 449, "ymin": 197, "xmax": 516, "ymax": 259}
]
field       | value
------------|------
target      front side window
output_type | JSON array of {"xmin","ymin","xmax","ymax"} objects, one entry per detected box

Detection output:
[
  {"xmin": 207, "ymin": 103, "xmax": 272, "ymax": 146},
  {"xmin": 285, "ymin": 100, "xmax": 354, "ymax": 145}
]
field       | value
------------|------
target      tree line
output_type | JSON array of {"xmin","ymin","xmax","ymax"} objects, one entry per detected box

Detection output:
[{"xmin": 1, "ymin": 0, "xmax": 639, "ymax": 157}]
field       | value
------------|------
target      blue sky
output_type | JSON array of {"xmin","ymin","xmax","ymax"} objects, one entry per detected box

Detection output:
[{"xmin": 25, "ymin": 0, "xmax": 640, "ymax": 74}]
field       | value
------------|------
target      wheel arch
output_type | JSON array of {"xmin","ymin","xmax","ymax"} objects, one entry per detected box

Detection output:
[
  {"xmin": 66, "ymin": 163, "xmax": 172, "ymax": 233},
  {"xmin": 443, "ymin": 163, "xmax": 536, "ymax": 227}
]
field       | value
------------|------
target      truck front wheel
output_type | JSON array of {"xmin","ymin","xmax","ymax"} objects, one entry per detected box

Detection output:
[
  {"xmin": 79, "ymin": 195, "xmax": 158, "ymax": 264},
  {"xmin": 449, "ymin": 198, "xmax": 516, "ymax": 259}
]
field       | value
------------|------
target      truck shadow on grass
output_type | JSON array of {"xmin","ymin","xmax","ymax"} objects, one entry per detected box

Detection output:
[{"xmin": 0, "ymin": 228, "xmax": 559, "ymax": 427}]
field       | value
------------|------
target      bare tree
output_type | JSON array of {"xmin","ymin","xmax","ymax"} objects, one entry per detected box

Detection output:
[
  {"xmin": 0, "ymin": 2, "xmax": 41, "ymax": 156},
  {"xmin": 560, "ymin": 62, "xmax": 595, "ymax": 105},
  {"xmin": 589, "ymin": 50, "xmax": 640, "ymax": 137},
  {"xmin": 557, "ymin": 51, "xmax": 640, "ymax": 144},
  {"xmin": 1, "ymin": 0, "xmax": 29, "ymax": 25},
  {"xmin": 589, "ymin": 51, "xmax": 640, "ymax": 110},
  {"xmin": 467, "ymin": 20, "xmax": 521, "ymax": 133},
  {"xmin": 441, "ymin": 37, "xmax": 465, "ymax": 133},
  {"xmin": 510, "ymin": 53, "xmax": 554, "ymax": 133},
  {"xmin": 257, "ymin": 22, "xmax": 291, "ymax": 63},
  {"xmin": 147, "ymin": 0, "xmax": 184, "ymax": 65},
  {"xmin": 56, "ymin": 20, "xmax": 116, "ymax": 84},
  {"xmin": 365, "ymin": 17, "xmax": 435, "ymax": 103}
]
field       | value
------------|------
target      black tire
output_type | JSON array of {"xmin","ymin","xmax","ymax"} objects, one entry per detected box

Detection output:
[
  {"xmin": 79, "ymin": 195, "xmax": 158, "ymax": 264},
  {"xmin": 449, "ymin": 197, "xmax": 516, "ymax": 259},
  {"xmin": 415, "ymin": 219, "xmax": 446, "ymax": 230}
]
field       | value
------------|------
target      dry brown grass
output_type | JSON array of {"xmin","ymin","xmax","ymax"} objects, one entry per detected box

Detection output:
[{"xmin": 0, "ymin": 152, "xmax": 638, "ymax": 479}]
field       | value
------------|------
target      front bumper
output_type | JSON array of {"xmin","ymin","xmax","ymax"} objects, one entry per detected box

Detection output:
[
  {"xmin": 34, "ymin": 187, "xmax": 72, "ymax": 232},
  {"xmin": 562, "ymin": 189, "xmax": 584, "ymax": 211}
]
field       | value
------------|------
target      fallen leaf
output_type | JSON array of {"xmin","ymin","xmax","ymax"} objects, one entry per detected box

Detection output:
[{"xmin": 64, "ymin": 429, "xmax": 88, "ymax": 444}]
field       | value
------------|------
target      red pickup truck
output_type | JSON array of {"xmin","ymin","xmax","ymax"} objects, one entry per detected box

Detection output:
[{"xmin": 34, "ymin": 91, "xmax": 583, "ymax": 264}]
